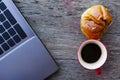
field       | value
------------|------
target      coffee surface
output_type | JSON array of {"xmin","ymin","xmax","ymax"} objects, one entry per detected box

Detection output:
[{"xmin": 81, "ymin": 43, "xmax": 101, "ymax": 63}]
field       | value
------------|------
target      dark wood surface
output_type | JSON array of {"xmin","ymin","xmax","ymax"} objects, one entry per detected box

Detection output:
[{"xmin": 13, "ymin": 0, "xmax": 120, "ymax": 80}]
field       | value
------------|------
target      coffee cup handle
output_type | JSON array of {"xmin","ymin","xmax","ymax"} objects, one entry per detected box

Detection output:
[{"xmin": 95, "ymin": 68, "xmax": 101, "ymax": 75}]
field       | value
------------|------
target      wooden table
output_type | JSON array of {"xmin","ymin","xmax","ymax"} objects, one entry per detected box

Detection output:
[{"xmin": 13, "ymin": 0, "xmax": 120, "ymax": 80}]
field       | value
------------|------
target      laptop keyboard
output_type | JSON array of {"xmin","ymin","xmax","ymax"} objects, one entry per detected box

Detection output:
[{"xmin": 0, "ymin": 1, "xmax": 27, "ymax": 55}]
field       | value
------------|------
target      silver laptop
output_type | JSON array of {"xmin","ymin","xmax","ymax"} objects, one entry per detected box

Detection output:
[{"xmin": 0, "ymin": 0, "xmax": 58, "ymax": 80}]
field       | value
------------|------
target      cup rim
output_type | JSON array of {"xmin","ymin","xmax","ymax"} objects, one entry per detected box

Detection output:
[{"xmin": 77, "ymin": 39, "xmax": 108, "ymax": 70}]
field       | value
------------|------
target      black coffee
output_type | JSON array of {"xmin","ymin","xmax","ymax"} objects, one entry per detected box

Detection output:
[{"xmin": 81, "ymin": 43, "xmax": 101, "ymax": 63}]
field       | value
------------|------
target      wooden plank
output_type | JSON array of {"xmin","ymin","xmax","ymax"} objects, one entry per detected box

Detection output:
[
  {"xmin": 13, "ymin": 0, "xmax": 120, "ymax": 80},
  {"xmin": 46, "ymin": 60, "xmax": 120, "ymax": 80}
]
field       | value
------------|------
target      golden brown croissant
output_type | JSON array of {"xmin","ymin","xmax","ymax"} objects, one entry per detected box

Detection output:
[{"xmin": 80, "ymin": 5, "xmax": 112, "ymax": 39}]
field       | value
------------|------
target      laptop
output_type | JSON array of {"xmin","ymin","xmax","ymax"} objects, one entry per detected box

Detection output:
[{"xmin": 0, "ymin": 0, "xmax": 58, "ymax": 80}]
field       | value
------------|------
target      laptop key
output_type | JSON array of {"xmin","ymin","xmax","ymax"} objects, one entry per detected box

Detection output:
[
  {"xmin": 7, "ymin": 39, "xmax": 15, "ymax": 47},
  {"xmin": 0, "ymin": 25, "xmax": 5, "ymax": 33},
  {"xmin": 13, "ymin": 35, "xmax": 21, "ymax": 43},
  {"xmin": 14, "ymin": 24, "xmax": 27, "ymax": 39},
  {"xmin": 0, "ymin": 14, "xmax": 6, "ymax": 22},
  {"xmin": 2, "ymin": 32, "xmax": 10, "ymax": 40},
  {"xmin": 0, "ymin": 48, "xmax": 3, "ymax": 55},
  {"xmin": 2, "ymin": 43, "xmax": 10, "ymax": 51},
  {"xmin": 4, "ymin": 10, "xmax": 17, "ymax": 25},
  {"xmin": 0, "ymin": 2, "xmax": 7, "ymax": 11},
  {"xmin": 3, "ymin": 21, "xmax": 11, "ymax": 29},
  {"xmin": 8, "ymin": 28, "xmax": 16, "ymax": 36},
  {"xmin": 0, "ymin": 36, "xmax": 4, "ymax": 44}
]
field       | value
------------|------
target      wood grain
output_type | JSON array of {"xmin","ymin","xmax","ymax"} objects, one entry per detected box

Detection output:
[{"xmin": 13, "ymin": 0, "xmax": 120, "ymax": 80}]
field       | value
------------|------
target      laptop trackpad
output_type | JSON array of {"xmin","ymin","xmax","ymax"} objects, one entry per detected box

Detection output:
[{"xmin": 0, "ymin": 36, "xmax": 58, "ymax": 80}]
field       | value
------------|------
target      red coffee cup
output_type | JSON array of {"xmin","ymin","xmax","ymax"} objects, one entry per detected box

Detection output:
[{"xmin": 77, "ymin": 39, "xmax": 107, "ymax": 75}]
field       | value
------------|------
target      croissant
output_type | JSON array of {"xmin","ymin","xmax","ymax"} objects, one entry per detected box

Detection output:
[{"xmin": 80, "ymin": 5, "xmax": 112, "ymax": 39}]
